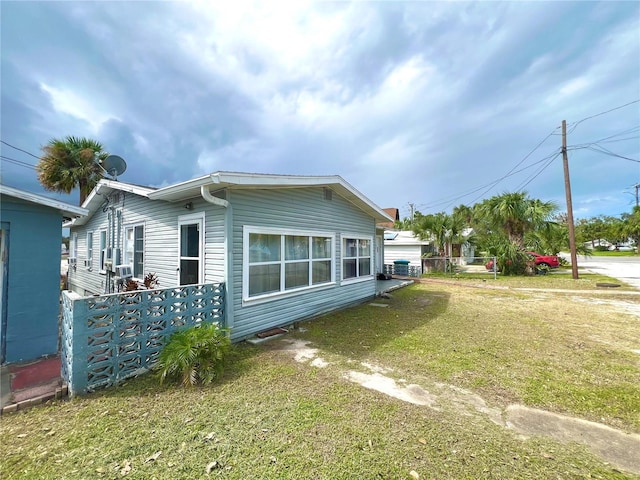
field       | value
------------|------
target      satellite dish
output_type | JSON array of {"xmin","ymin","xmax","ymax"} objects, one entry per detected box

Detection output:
[{"xmin": 101, "ymin": 155, "xmax": 127, "ymax": 180}]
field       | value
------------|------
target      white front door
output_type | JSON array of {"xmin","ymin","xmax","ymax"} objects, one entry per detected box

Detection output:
[{"xmin": 178, "ymin": 213, "xmax": 204, "ymax": 285}]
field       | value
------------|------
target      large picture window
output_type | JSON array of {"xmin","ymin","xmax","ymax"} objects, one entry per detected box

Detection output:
[
  {"xmin": 124, "ymin": 224, "xmax": 144, "ymax": 278},
  {"xmin": 244, "ymin": 227, "xmax": 334, "ymax": 300},
  {"xmin": 342, "ymin": 237, "xmax": 372, "ymax": 280}
]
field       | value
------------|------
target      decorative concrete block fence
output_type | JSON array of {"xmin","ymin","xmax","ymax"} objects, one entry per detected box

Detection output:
[{"xmin": 61, "ymin": 283, "xmax": 225, "ymax": 395}]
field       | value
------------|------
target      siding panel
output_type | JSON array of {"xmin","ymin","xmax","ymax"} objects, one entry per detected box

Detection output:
[
  {"xmin": 229, "ymin": 187, "xmax": 377, "ymax": 340},
  {"xmin": 69, "ymin": 193, "xmax": 225, "ymax": 295}
]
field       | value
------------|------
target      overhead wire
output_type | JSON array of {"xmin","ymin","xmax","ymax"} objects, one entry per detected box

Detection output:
[
  {"xmin": 597, "ymin": 136, "xmax": 639, "ymax": 144},
  {"xmin": 585, "ymin": 145, "xmax": 639, "ymax": 163},
  {"xmin": 566, "ymin": 99, "xmax": 640, "ymax": 134},
  {"xmin": 410, "ymin": 102, "xmax": 639, "ymax": 216},
  {"xmin": 0, "ymin": 155, "xmax": 38, "ymax": 170},
  {"xmin": 568, "ymin": 125, "xmax": 640, "ymax": 149},
  {"xmin": 0, "ymin": 140, "xmax": 41, "ymax": 159},
  {"xmin": 423, "ymin": 148, "xmax": 561, "ymax": 211},
  {"xmin": 458, "ymin": 127, "xmax": 561, "ymax": 209},
  {"xmin": 515, "ymin": 152, "xmax": 562, "ymax": 192}
]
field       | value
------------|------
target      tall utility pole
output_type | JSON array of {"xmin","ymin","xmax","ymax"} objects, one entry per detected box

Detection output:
[
  {"xmin": 634, "ymin": 183, "xmax": 639, "ymax": 207},
  {"xmin": 408, "ymin": 202, "xmax": 415, "ymax": 225},
  {"xmin": 562, "ymin": 120, "xmax": 579, "ymax": 279}
]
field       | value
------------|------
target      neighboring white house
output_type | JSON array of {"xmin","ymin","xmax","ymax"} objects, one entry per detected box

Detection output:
[
  {"xmin": 384, "ymin": 228, "xmax": 476, "ymax": 271},
  {"xmin": 65, "ymin": 172, "xmax": 392, "ymax": 341},
  {"xmin": 383, "ymin": 230, "xmax": 431, "ymax": 268}
]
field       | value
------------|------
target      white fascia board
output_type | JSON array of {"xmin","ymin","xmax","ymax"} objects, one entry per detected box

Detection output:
[
  {"xmin": 0, "ymin": 184, "xmax": 88, "ymax": 218},
  {"xmin": 211, "ymin": 171, "xmax": 342, "ymax": 187},
  {"xmin": 70, "ymin": 180, "xmax": 156, "ymax": 227},
  {"xmin": 331, "ymin": 176, "xmax": 392, "ymax": 223},
  {"xmin": 81, "ymin": 179, "xmax": 154, "ymax": 208},
  {"xmin": 94, "ymin": 179, "xmax": 155, "ymax": 198},
  {"xmin": 147, "ymin": 175, "xmax": 215, "ymax": 201}
]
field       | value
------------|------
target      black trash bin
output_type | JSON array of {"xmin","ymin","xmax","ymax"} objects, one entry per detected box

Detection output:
[{"xmin": 393, "ymin": 259, "xmax": 410, "ymax": 276}]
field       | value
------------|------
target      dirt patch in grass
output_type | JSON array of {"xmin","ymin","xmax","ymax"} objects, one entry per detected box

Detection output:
[
  {"xmin": 274, "ymin": 337, "xmax": 640, "ymax": 474},
  {"xmin": 296, "ymin": 283, "xmax": 640, "ymax": 432}
]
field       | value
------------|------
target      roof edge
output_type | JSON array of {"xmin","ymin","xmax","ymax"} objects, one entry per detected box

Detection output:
[{"xmin": 1, "ymin": 184, "xmax": 88, "ymax": 218}]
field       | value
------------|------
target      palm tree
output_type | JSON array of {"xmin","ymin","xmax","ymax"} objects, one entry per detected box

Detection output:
[
  {"xmin": 622, "ymin": 206, "xmax": 640, "ymax": 254},
  {"xmin": 477, "ymin": 192, "xmax": 557, "ymax": 249},
  {"xmin": 37, "ymin": 136, "xmax": 109, "ymax": 205},
  {"xmin": 413, "ymin": 212, "xmax": 450, "ymax": 255}
]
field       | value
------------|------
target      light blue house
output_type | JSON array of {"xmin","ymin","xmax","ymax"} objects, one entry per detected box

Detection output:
[
  {"xmin": 66, "ymin": 172, "xmax": 392, "ymax": 341},
  {"xmin": 0, "ymin": 185, "xmax": 88, "ymax": 364}
]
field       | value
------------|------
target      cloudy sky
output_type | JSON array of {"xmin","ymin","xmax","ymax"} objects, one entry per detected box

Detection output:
[{"xmin": 1, "ymin": 1, "xmax": 639, "ymax": 220}]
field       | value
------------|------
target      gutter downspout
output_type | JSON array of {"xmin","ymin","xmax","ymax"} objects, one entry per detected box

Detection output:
[{"xmin": 200, "ymin": 185, "xmax": 234, "ymax": 330}]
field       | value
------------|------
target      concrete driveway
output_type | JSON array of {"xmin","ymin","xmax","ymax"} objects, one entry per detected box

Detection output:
[{"xmin": 560, "ymin": 253, "xmax": 640, "ymax": 290}]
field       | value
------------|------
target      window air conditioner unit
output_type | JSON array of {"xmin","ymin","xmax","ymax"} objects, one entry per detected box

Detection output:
[
  {"xmin": 84, "ymin": 259, "xmax": 92, "ymax": 268},
  {"xmin": 115, "ymin": 264, "xmax": 133, "ymax": 279}
]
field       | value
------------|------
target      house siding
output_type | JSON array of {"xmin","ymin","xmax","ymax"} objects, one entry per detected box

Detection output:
[
  {"xmin": 69, "ymin": 184, "xmax": 380, "ymax": 341},
  {"xmin": 1, "ymin": 195, "xmax": 62, "ymax": 363},
  {"xmin": 69, "ymin": 193, "xmax": 226, "ymax": 295},
  {"xmin": 229, "ymin": 187, "xmax": 377, "ymax": 340}
]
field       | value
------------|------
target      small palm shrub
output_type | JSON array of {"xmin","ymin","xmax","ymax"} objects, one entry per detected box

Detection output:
[
  {"xmin": 157, "ymin": 322, "xmax": 231, "ymax": 386},
  {"xmin": 483, "ymin": 236, "xmax": 529, "ymax": 275}
]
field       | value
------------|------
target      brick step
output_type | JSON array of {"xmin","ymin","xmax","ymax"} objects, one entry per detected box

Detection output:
[{"xmin": 9, "ymin": 356, "xmax": 61, "ymax": 391}]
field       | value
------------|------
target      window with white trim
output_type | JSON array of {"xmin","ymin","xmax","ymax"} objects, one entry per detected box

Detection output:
[
  {"xmin": 70, "ymin": 233, "xmax": 78, "ymax": 259},
  {"xmin": 244, "ymin": 227, "xmax": 334, "ymax": 300},
  {"xmin": 124, "ymin": 224, "xmax": 144, "ymax": 279},
  {"xmin": 342, "ymin": 237, "xmax": 372, "ymax": 280},
  {"xmin": 99, "ymin": 230, "xmax": 107, "ymax": 272},
  {"xmin": 86, "ymin": 231, "xmax": 93, "ymax": 268}
]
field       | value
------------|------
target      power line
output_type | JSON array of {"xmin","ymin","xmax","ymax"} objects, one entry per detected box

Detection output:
[
  {"xmin": 568, "ymin": 125, "xmax": 640, "ymax": 149},
  {"xmin": 586, "ymin": 145, "xmax": 639, "ymax": 163},
  {"xmin": 461, "ymin": 127, "xmax": 560, "ymax": 208},
  {"xmin": 0, "ymin": 155, "xmax": 37, "ymax": 170},
  {"xmin": 566, "ymin": 99, "xmax": 640, "ymax": 134},
  {"xmin": 0, "ymin": 140, "xmax": 40, "ymax": 159},
  {"xmin": 515, "ymin": 152, "xmax": 561, "ymax": 192},
  {"xmin": 423, "ymin": 149, "xmax": 560, "ymax": 211},
  {"xmin": 598, "ymin": 136, "xmax": 640, "ymax": 144}
]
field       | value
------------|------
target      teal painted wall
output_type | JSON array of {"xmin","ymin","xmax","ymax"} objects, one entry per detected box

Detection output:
[{"xmin": 1, "ymin": 195, "xmax": 62, "ymax": 363}]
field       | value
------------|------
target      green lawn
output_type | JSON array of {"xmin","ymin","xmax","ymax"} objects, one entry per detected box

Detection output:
[
  {"xmin": 423, "ymin": 271, "xmax": 637, "ymax": 290},
  {"xmin": 589, "ymin": 250, "xmax": 639, "ymax": 257},
  {"xmin": 2, "ymin": 281, "xmax": 639, "ymax": 479}
]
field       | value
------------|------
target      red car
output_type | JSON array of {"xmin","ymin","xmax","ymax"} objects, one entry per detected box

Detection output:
[
  {"xmin": 526, "ymin": 252, "xmax": 560, "ymax": 268},
  {"xmin": 485, "ymin": 252, "xmax": 560, "ymax": 270}
]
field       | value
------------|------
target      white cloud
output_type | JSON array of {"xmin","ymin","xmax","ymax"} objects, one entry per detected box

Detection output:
[
  {"xmin": 39, "ymin": 82, "xmax": 119, "ymax": 134},
  {"xmin": 2, "ymin": 1, "xmax": 638, "ymax": 219}
]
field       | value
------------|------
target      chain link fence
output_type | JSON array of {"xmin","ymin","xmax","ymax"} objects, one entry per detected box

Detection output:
[{"xmin": 385, "ymin": 257, "xmax": 498, "ymax": 279}]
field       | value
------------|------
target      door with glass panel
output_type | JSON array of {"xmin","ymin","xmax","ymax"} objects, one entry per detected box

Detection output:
[{"xmin": 178, "ymin": 214, "xmax": 204, "ymax": 286}]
